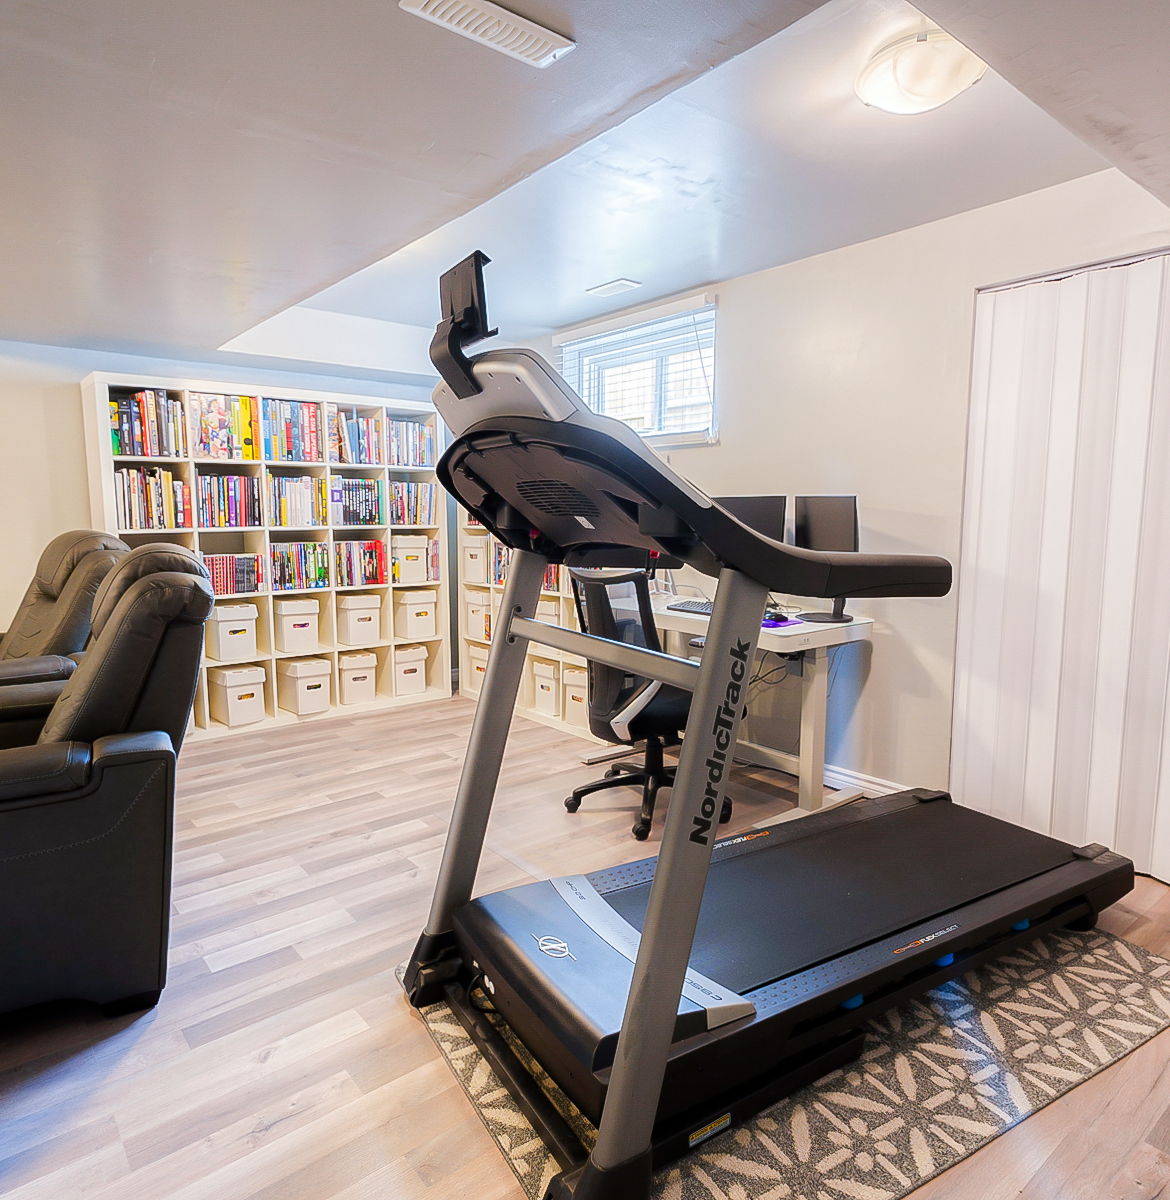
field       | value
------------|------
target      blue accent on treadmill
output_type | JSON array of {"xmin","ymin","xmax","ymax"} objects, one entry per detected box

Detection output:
[
  {"xmin": 840, "ymin": 994, "xmax": 865, "ymax": 1010},
  {"xmin": 1012, "ymin": 919, "xmax": 1031, "ymax": 932},
  {"xmin": 934, "ymin": 953, "xmax": 955, "ymax": 967}
]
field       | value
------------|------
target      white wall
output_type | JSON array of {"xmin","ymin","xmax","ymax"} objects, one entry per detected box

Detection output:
[
  {"xmin": 0, "ymin": 340, "xmax": 433, "ymax": 628},
  {"xmin": 669, "ymin": 168, "xmax": 1170, "ymax": 790}
]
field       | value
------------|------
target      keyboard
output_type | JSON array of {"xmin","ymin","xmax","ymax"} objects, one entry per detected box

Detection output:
[{"xmin": 665, "ymin": 598, "xmax": 714, "ymax": 615}]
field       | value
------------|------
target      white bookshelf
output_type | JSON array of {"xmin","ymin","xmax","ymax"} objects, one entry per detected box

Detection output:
[
  {"xmin": 82, "ymin": 372, "xmax": 451, "ymax": 740},
  {"xmin": 456, "ymin": 521, "xmax": 600, "ymax": 741}
]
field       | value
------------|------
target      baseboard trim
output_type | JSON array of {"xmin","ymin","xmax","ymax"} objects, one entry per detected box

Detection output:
[{"xmin": 735, "ymin": 740, "xmax": 908, "ymax": 798}]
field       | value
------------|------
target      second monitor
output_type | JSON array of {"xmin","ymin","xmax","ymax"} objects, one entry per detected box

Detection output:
[
  {"xmin": 793, "ymin": 494, "xmax": 859, "ymax": 622},
  {"xmin": 714, "ymin": 495, "xmax": 787, "ymax": 542}
]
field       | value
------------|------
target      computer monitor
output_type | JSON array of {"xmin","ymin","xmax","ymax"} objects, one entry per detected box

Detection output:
[
  {"xmin": 714, "ymin": 495, "xmax": 787, "ymax": 543},
  {"xmin": 793, "ymin": 495, "xmax": 859, "ymax": 553},
  {"xmin": 793, "ymin": 495, "xmax": 859, "ymax": 622}
]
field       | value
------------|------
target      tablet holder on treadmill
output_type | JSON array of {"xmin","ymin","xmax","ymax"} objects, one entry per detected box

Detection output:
[{"xmin": 430, "ymin": 249, "xmax": 498, "ymax": 399}]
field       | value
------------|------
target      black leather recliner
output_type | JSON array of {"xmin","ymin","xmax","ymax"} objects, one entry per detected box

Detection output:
[
  {"xmin": 0, "ymin": 530, "xmax": 129, "ymax": 687},
  {"xmin": 0, "ymin": 543, "xmax": 213, "ymax": 1016},
  {"xmin": 0, "ymin": 544, "xmax": 206, "ymax": 749}
]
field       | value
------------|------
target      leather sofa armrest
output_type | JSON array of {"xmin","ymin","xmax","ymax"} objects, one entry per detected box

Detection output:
[
  {"xmin": 0, "ymin": 656, "xmax": 77, "ymax": 686},
  {"xmin": 0, "ymin": 741, "xmax": 91, "ymax": 803},
  {"xmin": 0, "ymin": 680, "xmax": 66, "ymax": 719},
  {"xmin": 93, "ymin": 731, "xmax": 174, "ymax": 768},
  {"xmin": 0, "ymin": 681, "xmax": 67, "ymax": 751}
]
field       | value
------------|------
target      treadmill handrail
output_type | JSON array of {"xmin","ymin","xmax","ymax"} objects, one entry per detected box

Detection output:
[{"xmin": 509, "ymin": 616, "xmax": 699, "ymax": 692}]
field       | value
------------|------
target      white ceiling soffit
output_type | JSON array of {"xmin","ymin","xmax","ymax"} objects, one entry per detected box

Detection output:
[
  {"xmin": 0, "ymin": 0, "xmax": 821, "ymax": 359},
  {"xmin": 291, "ymin": 0, "xmax": 1107, "ymax": 342},
  {"xmin": 914, "ymin": 0, "xmax": 1170, "ymax": 208}
]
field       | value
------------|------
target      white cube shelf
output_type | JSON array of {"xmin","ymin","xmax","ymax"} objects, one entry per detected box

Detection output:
[{"xmin": 82, "ymin": 371, "xmax": 453, "ymax": 739}]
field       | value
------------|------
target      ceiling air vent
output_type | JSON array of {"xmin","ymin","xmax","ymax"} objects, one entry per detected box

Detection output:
[{"xmin": 399, "ymin": 0, "xmax": 575, "ymax": 69}]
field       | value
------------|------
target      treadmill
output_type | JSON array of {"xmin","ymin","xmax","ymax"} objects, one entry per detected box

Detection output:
[{"xmin": 404, "ymin": 253, "xmax": 1134, "ymax": 1200}]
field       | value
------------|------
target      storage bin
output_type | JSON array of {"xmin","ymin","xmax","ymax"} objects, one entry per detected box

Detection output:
[
  {"xmin": 208, "ymin": 664, "xmax": 266, "ymax": 727},
  {"xmin": 465, "ymin": 593, "xmax": 490, "ymax": 643},
  {"xmin": 563, "ymin": 666, "xmax": 589, "ymax": 729},
  {"xmin": 536, "ymin": 598, "xmax": 559, "ymax": 625},
  {"xmin": 205, "ymin": 603, "xmax": 259, "ymax": 661},
  {"xmin": 339, "ymin": 651, "xmax": 378, "ymax": 704},
  {"xmin": 462, "ymin": 539, "xmax": 488, "ymax": 584},
  {"xmin": 274, "ymin": 597, "xmax": 319, "ymax": 653},
  {"xmin": 392, "ymin": 535, "xmax": 430, "ymax": 585},
  {"xmin": 337, "ymin": 592, "xmax": 380, "ymax": 644},
  {"xmin": 467, "ymin": 643, "xmax": 489, "ymax": 693},
  {"xmin": 276, "ymin": 657, "xmax": 331, "ymax": 715},
  {"xmin": 532, "ymin": 659, "xmax": 560, "ymax": 717},
  {"xmin": 394, "ymin": 589, "xmax": 437, "ymax": 640},
  {"xmin": 394, "ymin": 644, "xmax": 429, "ymax": 696}
]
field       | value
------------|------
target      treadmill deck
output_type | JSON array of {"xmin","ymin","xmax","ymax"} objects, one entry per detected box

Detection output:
[
  {"xmin": 452, "ymin": 792, "xmax": 1133, "ymax": 1127},
  {"xmin": 599, "ymin": 800, "xmax": 1073, "ymax": 993}
]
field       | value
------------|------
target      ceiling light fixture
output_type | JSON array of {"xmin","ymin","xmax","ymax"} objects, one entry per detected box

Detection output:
[
  {"xmin": 854, "ymin": 28, "xmax": 987, "ymax": 115},
  {"xmin": 398, "ymin": 0, "xmax": 575, "ymax": 69},
  {"xmin": 585, "ymin": 278, "xmax": 643, "ymax": 297}
]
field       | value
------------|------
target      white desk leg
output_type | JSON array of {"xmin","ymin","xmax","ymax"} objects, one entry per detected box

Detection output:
[{"xmin": 799, "ymin": 646, "xmax": 829, "ymax": 810}]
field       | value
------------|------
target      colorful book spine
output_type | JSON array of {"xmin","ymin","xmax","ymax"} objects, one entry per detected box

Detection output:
[
  {"xmin": 200, "ymin": 553, "xmax": 264, "ymax": 596},
  {"xmin": 112, "ymin": 465, "xmax": 191, "ymax": 530},
  {"xmin": 387, "ymin": 482, "xmax": 437, "ymax": 526},
  {"xmin": 270, "ymin": 542, "xmax": 330, "ymax": 590},
  {"xmin": 388, "ymin": 419, "xmax": 434, "ymax": 466},
  {"xmin": 334, "ymin": 539, "xmax": 387, "ymax": 586}
]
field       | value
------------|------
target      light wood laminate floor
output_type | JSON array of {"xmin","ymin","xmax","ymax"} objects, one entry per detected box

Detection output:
[{"xmin": 2, "ymin": 697, "xmax": 1170, "ymax": 1200}]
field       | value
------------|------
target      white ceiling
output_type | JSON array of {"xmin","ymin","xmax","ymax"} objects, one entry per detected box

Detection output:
[
  {"xmin": 0, "ymin": 0, "xmax": 819, "ymax": 358},
  {"xmin": 283, "ymin": 0, "xmax": 1107, "ymax": 345},
  {"xmin": 915, "ymin": 0, "xmax": 1170, "ymax": 209}
]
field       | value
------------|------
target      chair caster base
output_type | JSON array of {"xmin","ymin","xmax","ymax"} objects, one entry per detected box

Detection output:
[
  {"xmin": 632, "ymin": 822, "xmax": 651, "ymax": 841},
  {"xmin": 720, "ymin": 799, "xmax": 733, "ymax": 824},
  {"xmin": 565, "ymin": 797, "xmax": 581, "ymax": 812}
]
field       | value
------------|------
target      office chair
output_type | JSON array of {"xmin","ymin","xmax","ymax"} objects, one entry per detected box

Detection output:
[
  {"xmin": 0, "ymin": 543, "xmax": 212, "ymax": 1015},
  {"xmin": 566, "ymin": 568, "xmax": 731, "ymax": 840},
  {"xmin": 0, "ymin": 531, "xmax": 129, "ymax": 684}
]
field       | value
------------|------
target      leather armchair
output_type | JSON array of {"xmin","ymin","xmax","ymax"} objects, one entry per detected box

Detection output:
[
  {"xmin": 0, "ymin": 531, "xmax": 128, "ymax": 686},
  {"xmin": 0, "ymin": 543, "xmax": 208, "ymax": 749},
  {"xmin": 0, "ymin": 547, "xmax": 212, "ymax": 1016}
]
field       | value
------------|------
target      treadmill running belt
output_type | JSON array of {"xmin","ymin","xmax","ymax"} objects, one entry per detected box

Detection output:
[{"xmin": 603, "ymin": 803, "xmax": 1074, "ymax": 994}]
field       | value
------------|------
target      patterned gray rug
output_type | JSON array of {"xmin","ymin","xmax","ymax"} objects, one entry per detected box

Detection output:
[{"xmin": 410, "ymin": 931, "xmax": 1170, "ymax": 1200}]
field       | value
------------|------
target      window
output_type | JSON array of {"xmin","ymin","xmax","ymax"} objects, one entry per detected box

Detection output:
[{"xmin": 558, "ymin": 303, "xmax": 716, "ymax": 443}]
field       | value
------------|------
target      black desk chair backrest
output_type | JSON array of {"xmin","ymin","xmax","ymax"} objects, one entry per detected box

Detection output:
[
  {"xmin": 571, "ymin": 569, "xmax": 661, "ymax": 742},
  {"xmin": 0, "ymin": 530, "xmax": 129, "ymax": 661},
  {"xmin": 567, "ymin": 568, "xmax": 720, "ymax": 840}
]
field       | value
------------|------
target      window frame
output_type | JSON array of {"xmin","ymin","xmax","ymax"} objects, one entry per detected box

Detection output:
[{"xmin": 555, "ymin": 296, "xmax": 719, "ymax": 449}]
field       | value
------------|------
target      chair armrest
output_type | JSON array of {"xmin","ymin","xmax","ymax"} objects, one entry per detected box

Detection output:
[
  {"xmin": 0, "ymin": 741, "xmax": 91, "ymax": 803},
  {"xmin": 0, "ymin": 656, "xmax": 77, "ymax": 686},
  {"xmin": 93, "ymin": 731, "xmax": 174, "ymax": 768}
]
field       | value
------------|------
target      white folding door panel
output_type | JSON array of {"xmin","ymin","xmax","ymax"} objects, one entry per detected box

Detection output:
[{"xmin": 953, "ymin": 253, "xmax": 1170, "ymax": 877}]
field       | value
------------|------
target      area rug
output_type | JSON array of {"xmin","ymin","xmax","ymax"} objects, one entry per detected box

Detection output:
[{"xmin": 408, "ymin": 930, "xmax": 1170, "ymax": 1199}]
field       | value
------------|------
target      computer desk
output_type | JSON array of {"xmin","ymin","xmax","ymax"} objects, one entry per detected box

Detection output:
[{"xmin": 648, "ymin": 596, "xmax": 873, "ymax": 812}]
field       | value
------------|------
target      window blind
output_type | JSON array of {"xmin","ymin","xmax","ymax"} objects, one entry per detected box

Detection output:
[{"xmin": 558, "ymin": 305, "xmax": 716, "ymax": 439}]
